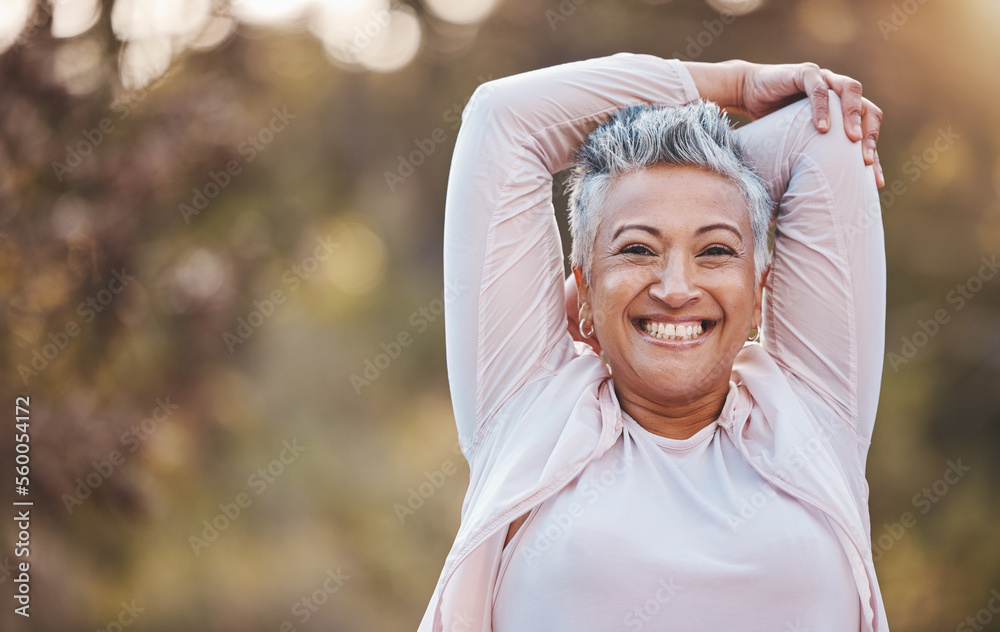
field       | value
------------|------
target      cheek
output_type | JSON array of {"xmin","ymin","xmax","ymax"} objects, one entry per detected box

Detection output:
[
  {"xmin": 714, "ymin": 274, "xmax": 757, "ymax": 320},
  {"xmin": 591, "ymin": 269, "xmax": 644, "ymax": 326}
]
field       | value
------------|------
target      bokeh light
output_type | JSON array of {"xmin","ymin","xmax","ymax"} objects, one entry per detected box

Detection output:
[
  {"xmin": 118, "ymin": 33, "xmax": 173, "ymax": 89},
  {"xmin": 321, "ymin": 219, "xmax": 388, "ymax": 295},
  {"xmin": 423, "ymin": 0, "xmax": 500, "ymax": 25},
  {"xmin": 51, "ymin": 0, "xmax": 102, "ymax": 39},
  {"xmin": 312, "ymin": 0, "xmax": 424, "ymax": 71},
  {"xmin": 796, "ymin": 0, "xmax": 857, "ymax": 45},
  {"xmin": 705, "ymin": 0, "xmax": 763, "ymax": 17},
  {"xmin": 230, "ymin": 0, "xmax": 315, "ymax": 26},
  {"xmin": 53, "ymin": 37, "xmax": 105, "ymax": 94},
  {"xmin": 0, "ymin": 0, "xmax": 34, "ymax": 54}
]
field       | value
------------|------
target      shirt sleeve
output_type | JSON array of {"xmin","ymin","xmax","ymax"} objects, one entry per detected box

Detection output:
[
  {"xmin": 444, "ymin": 53, "xmax": 700, "ymax": 456},
  {"xmin": 733, "ymin": 95, "xmax": 886, "ymax": 442}
]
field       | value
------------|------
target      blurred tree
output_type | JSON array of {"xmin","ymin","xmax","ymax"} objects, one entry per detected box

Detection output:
[{"xmin": 0, "ymin": 1, "xmax": 998, "ymax": 631}]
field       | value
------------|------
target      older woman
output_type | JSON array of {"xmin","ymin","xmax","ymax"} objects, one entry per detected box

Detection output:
[{"xmin": 421, "ymin": 53, "xmax": 887, "ymax": 632}]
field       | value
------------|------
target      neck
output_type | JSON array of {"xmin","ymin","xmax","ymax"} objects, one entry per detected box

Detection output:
[{"xmin": 615, "ymin": 383, "xmax": 730, "ymax": 440}]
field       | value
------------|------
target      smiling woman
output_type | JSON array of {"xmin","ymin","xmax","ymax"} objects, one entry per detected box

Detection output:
[
  {"xmin": 580, "ymin": 163, "xmax": 763, "ymax": 438},
  {"xmin": 421, "ymin": 53, "xmax": 888, "ymax": 632},
  {"xmin": 566, "ymin": 101, "xmax": 775, "ymax": 441}
]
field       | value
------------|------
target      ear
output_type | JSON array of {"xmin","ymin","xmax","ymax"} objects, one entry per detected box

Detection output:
[
  {"xmin": 753, "ymin": 265, "xmax": 770, "ymax": 328},
  {"xmin": 573, "ymin": 266, "xmax": 590, "ymax": 306}
]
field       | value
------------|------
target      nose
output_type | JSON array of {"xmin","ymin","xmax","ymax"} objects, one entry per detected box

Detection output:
[{"xmin": 648, "ymin": 256, "xmax": 700, "ymax": 308}]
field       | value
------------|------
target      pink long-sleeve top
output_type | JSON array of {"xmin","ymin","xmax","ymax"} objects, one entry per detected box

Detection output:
[{"xmin": 420, "ymin": 53, "xmax": 888, "ymax": 632}]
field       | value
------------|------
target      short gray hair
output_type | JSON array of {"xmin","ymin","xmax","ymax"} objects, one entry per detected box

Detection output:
[{"xmin": 566, "ymin": 101, "xmax": 774, "ymax": 284}]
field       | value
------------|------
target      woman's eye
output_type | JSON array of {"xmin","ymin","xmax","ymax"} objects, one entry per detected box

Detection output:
[
  {"xmin": 620, "ymin": 244, "xmax": 654, "ymax": 256},
  {"xmin": 701, "ymin": 245, "xmax": 735, "ymax": 257}
]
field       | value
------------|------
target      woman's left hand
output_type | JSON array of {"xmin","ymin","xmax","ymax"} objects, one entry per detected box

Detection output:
[{"xmin": 738, "ymin": 62, "xmax": 884, "ymax": 187}]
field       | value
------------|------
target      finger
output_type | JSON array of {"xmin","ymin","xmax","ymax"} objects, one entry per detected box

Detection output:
[
  {"xmin": 873, "ymin": 148, "xmax": 885, "ymax": 189},
  {"xmin": 822, "ymin": 70, "xmax": 865, "ymax": 142},
  {"xmin": 860, "ymin": 98, "xmax": 884, "ymax": 166},
  {"xmin": 798, "ymin": 63, "xmax": 831, "ymax": 132}
]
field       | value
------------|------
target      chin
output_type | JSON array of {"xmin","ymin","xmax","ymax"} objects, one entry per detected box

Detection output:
[{"xmin": 609, "ymin": 336, "xmax": 742, "ymax": 399}]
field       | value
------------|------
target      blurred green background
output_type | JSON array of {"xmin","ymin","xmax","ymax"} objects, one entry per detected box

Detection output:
[{"xmin": 1, "ymin": 0, "xmax": 998, "ymax": 630}]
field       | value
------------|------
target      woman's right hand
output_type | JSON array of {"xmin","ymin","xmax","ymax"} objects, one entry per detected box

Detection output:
[
  {"xmin": 738, "ymin": 62, "xmax": 884, "ymax": 187},
  {"xmin": 683, "ymin": 60, "xmax": 884, "ymax": 187}
]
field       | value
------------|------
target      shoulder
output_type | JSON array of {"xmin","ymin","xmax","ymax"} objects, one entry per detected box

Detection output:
[
  {"xmin": 469, "ymin": 338, "xmax": 610, "ymax": 456},
  {"xmin": 734, "ymin": 345, "xmax": 870, "ymax": 473}
]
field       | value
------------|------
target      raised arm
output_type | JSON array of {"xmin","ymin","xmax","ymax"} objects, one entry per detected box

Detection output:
[
  {"xmin": 444, "ymin": 53, "xmax": 700, "ymax": 457},
  {"xmin": 446, "ymin": 54, "xmax": 885, "ymax": 459},
  {"xmin": 735, "ymin": 94, "xmax": 886, "ymax": 442}
]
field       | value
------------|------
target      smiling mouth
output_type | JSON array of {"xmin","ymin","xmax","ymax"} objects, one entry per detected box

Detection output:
[{"xmin": 635, "ymin": 318, "xmax": 715, "ymax": 342}]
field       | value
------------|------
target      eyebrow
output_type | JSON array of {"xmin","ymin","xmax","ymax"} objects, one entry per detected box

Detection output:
[
  {"xmin": 612, "ymin": 223, "xmax": 660, "ymax": 240},
  {"xmin": 696, "ymin": 222, "xmax": 744, "ymax": 242},
  {"xmin": 611, "ymin": 222, "xmax": 743, "ymax": 242}
]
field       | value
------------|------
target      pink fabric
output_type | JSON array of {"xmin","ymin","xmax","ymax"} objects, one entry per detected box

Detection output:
[
  {"xmin": 421, "ymin": 52, "xmax": 888, "ymax": 632},
  {"xmin": 491, "ymin": 405, "xmax": 862, "ymax": 631}
]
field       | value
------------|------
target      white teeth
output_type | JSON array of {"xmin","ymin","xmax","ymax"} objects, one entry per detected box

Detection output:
[{"xmin": 641, "ymin": 320, "xmax": 706, "ymax": 341}]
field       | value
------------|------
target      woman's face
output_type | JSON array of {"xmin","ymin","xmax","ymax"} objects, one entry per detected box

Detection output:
[{"xmin": 576, "ymin": 164, "xmax": 763, "ymax": 407}]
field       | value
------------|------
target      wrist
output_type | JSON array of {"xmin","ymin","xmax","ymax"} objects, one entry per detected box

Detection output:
[{"xmin": 681, "ymin": 59, "xmax": 749, "ymax": 112}]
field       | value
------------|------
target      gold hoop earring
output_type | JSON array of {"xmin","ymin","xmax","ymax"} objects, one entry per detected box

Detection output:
[
  {"xmin": 747, "ymin": 325, "xmax": 760, "ymax": 343},
  {"xmin": 578, "ymin": 304, "xmax": 594, "ymax": 339}
]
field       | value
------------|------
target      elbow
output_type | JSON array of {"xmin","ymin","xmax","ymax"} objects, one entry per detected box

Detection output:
[{"xmin": 459, "ymin": 76, "xmax": 520, "ymax": 130}]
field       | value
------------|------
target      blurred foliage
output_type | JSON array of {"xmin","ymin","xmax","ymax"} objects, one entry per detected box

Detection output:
[{"xmin": 0, "ymin": 0, "xmax": 998, "ymax": 630}]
